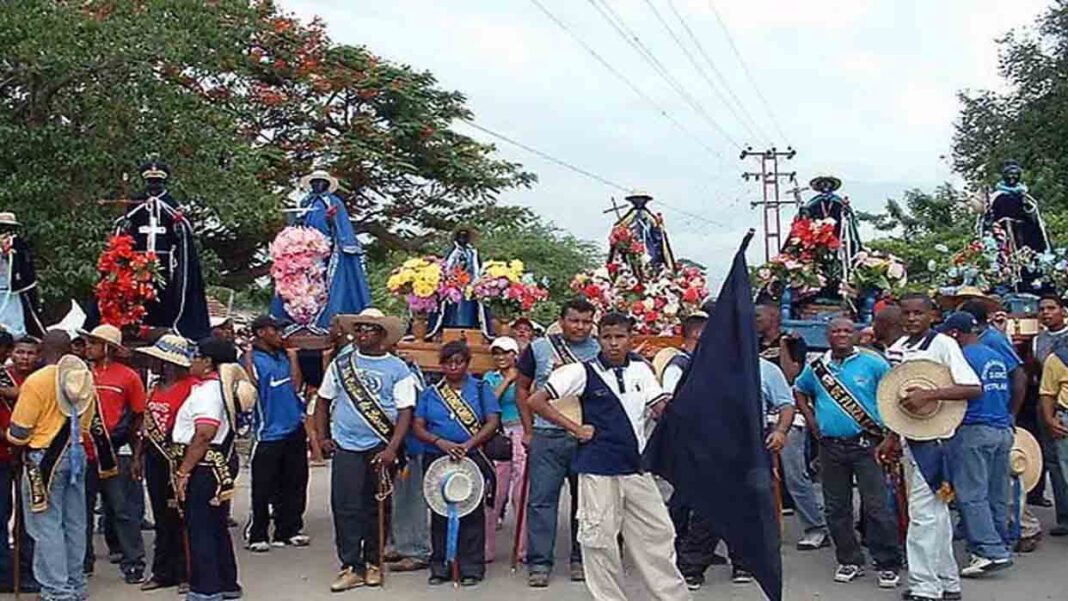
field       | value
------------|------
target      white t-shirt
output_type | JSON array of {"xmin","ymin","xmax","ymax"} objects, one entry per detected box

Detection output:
[
  {"xmin": 172, "ymin": 378, "xmax": 230, "ymax": 445},
  {"xmin": 886, "ymin": 332, "xmax": 980, "ymax": 386}
]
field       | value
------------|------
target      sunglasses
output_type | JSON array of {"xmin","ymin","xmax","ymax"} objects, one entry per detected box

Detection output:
[{"xmin": 354, "ymin": 324, "xmax": 384, "ymax": 334}]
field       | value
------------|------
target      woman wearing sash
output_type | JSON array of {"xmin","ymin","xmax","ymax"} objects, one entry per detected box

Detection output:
[
  {"xmin": 135, "ymin": 335, "xmax": 199, "ymax": 592},
  {"xmin": 174, "ymin": 338, "xmax": 241, "ymax": 601},
  {"xmin": 413, "ymin": 341, "xmax": 500, "ymax": 586}
]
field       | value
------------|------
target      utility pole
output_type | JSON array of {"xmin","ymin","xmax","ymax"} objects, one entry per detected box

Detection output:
[{"xmin": 741, "ymin": 146, "xmax": 797, "ymax": 262}]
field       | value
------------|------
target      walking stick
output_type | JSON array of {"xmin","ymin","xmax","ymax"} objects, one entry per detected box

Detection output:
[
  {"xmin": 375, "ymin": 465, "xmax": 393, "ymax": 587},
  {"xmin": 771, "ymin": 452, "xmax": 784, "ymax": 536},
  {"xmin": 13, "ymin": 457, "xmax": 21, "ymax": 601},
  {"xmin": 888, "ymin": 462, "xmax": 908, "ymax": 544},
  {"xmin": 510, "ymin": 454, "xmax": 531, "ymax": 573}
]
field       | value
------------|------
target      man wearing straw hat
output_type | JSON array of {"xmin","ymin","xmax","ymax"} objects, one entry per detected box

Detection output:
[
  {"xmin": 81, "ymin": 324, "xmax": 147, "ymax": 583},
  {"xmin": 6, "ymin": 334, "xmax": 106, "ymax": 601},
  {"xmin": 880, "ymin": 294, "xmax": 981, "ymax": 601},
  {"xmin": 314, "ymin": 308, "xmax": 416, "ymax": 592}
]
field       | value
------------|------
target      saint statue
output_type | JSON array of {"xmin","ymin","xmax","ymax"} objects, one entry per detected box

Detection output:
[
  {"xmin": 270, "ymin": 170, "xmax": 373, "ymax": 331},
  {"xmin": 112, "ymin": 161, "xmax": 210, "ymax": 339},
  {"xmin": 612, "ymin": 192, "xmax": 676, "ymax": 276},
  {"xmin": 798, "ymin": 175, "xmax": 862, "ymax": 258},
  {"xmin": 426, "ymin": 227, "xmax": 489, "ymax": 339},
  {"xmin": 979, "ymin": 160, "xmax": 1051, "ymax": 292},
  {"xmin": 0, "ymin": 213, "xmax": 44, "ymax": 337}
]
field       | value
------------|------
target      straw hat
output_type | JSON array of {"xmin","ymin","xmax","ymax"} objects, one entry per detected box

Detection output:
[
  {"xmin": 219, "ymin": 363, "xmax": 257, "ymax": 413},
  {"xmin": 298, "ymin": 169, "xmax": 339, "ymax": 194},
  {"xmin": 80, "ymin": 325, "xmax": 123, "ymax": 348},
  {"xmin": 652, "ymin": 347, "xmax": 683, "ymax": 383},
  {"xmin": 55, "ymin": 355, "xmax": 95, "ymax": 417},
  {"xmin": 876, "ymin": 360, "xmax": 966, "ymax": 441},
  {"xmin": 336, "ymin": 309, "xmax": 405, "ymax": 349},
  {"xmin": 937, "ymin": 286, "xmax": 1001, "ymax": 313},
  {"xmin": 1011, "ymin": 427, "xmax": 1043, "ymax": 492},
  {"xmin": 423, "ymin": 456, "xmax": 485, "ymax": 518},
  {"xmin": 135, "ymin": 334, "xmax": 194, "ymax": 368},
  {"xmin": 0, "ymin": 213, "xmax": 19, "ymax": 227},
  {"xmin": 809, "ymin": 175, "xmax": 842, "ymax": 193}
]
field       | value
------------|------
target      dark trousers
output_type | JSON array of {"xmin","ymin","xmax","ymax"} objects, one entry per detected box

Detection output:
[
  {"xmin": 676, "ymin": 509, "xmax": 737, "ymax": 581},
  {"xmin": 331, "ymin": 448, "xmax": 387, "ymax": 572},
  {"xmin": 526, "ymin": 429, "xmax": 582, "ymax": 572},
  {"xmin": 145, "ymin": 449, "xmax": 186, "ymax": 585},
  {"xmin": 104, "ymin": 458, "xmax": 146, "ymax": 554},
  {"xmin": 85, "ymin": 457, "xmax": 145, "ymax": 574},
  {"xmin": 0, "ymin": 462, "xmax": 34, "ymax": 588},
  {"xmin": 248, "ymin": 429, "xmax": 309, "ymax": 544},
  {"xmin": 819, "ymin": 437, "xmax": 902, "ymax": 570},
  {"xmin": 186, "ymin": 467, "xmax": 239, "ymax": 599},
  {"xmin": 430, "ymin": 504, "xmax": 486, "ymax": 580}
]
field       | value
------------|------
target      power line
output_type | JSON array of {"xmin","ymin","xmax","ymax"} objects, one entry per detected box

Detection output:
[
  {"xmin": 706, "ymin": 0, "xmax": 791, "ymax": 144},
  {"xmin": 585, "ymin": 0, "xmax": 742, "ymax": 150},
  {"xmin": 661, "ymin": 0, "xmax": 773, "ymax": 145},
  {"xmin": 527, "ymin": 0, "xmax": 724, "ymax": 160},
  {"xmin": 460, "ymin": 120, "xmax": 730, "ymax": 229}
]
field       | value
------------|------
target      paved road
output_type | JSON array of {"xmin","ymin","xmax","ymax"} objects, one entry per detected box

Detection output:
[{"xmin": 35, "ymin": 464, "xmax": 1068, "ymax": 601}]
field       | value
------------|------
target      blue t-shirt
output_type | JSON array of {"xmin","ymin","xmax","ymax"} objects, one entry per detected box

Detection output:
[
  {"xmin": 249, "ymin": 348, "xmax": 305, "ymax": 442},
  {"xmin": 961, "ymin": 343, "xmax": 1013, "ymax": 428},
  {"xmin": 517, "ymin": 335, "xmax": 601, "ymax": 430},
  {"xmin": 483, "ymin": 370, "xmax": 519, "ymax": 424},
  {"xmin": 318, "ymin": 349, "xmax": 418, "ymax": 452},
  {"xmin": 979, "ymin": 327, "xmax": 1022, "ymax": 372},
  {"xmin": 416, "ymin": 375, "xmax": 501, "ymax": 446},
  {"xmin": 794, "ymin": 350, "xmax": 890, "ymax": 438}
]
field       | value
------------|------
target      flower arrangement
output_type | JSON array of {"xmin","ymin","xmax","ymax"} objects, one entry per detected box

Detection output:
[
  {"xmin": 470, "ymin": 260, "xmax": 549, "ymax": 319},
  {"xmin": 570, "ymin": 262, "xmax": 707, "ymax": 335},
  {"xmin": 270, "ymin": 226, "xmax": 331, "ymax": 325},
  {"xmin": 849, "ymin": 250, "xmax": 907, "ymax": 293},
  {"xmin": 386, "ymin": 256, "xmax": 444, "ymax": 314},
  {"xmin": 752, "ymin": 217, "xmax": 842, "ymax": 299},
  {"xmin": 95, "ymin": 234, "xmax": 163, "ymax": 328}
]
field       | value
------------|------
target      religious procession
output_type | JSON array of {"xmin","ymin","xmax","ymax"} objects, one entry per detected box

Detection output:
[{"xmin": 4, "ymin": 2, "xmax": 1068, "ymax": 601}]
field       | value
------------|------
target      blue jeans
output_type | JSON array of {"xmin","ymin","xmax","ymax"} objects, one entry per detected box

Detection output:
[
  {"xmin": 23, "ymin": 449, "xmax": 88, "ymax": 601},
  {"xmin": 390, "ymin": 453, "xmax": 430, "ymax": 560},
  {"xmin": 526, "ymin": 428, "xmax": 581, "ymax": 573},
  {"xmin": 1055, "ymin": 413, "xmax": 1068, "ymax": 509},
  {"xmin": 948, "ymin": 424, "xmax": 1013, "ymax": 560},
  {"xmin": 780, "ymin": 426, "xmax": 827, "ymax": 534}
]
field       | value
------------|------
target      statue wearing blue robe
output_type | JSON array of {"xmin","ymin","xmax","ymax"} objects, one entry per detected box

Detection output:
[
  {"xmin": 613, "ymin": 193, "xmax": 676, "ymax": 278},
  {"xmin": 271, "ymin": 177, "xmax": 372, "ymax": 331},
  {"xmin": 426, "ymin": 230, "xmax": 490, "ymax": 339}
]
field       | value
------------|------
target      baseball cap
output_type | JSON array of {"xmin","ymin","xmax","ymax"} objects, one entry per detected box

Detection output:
[
  {"xmin": 937, "ymin": 311, "xmax": 977, "ymax": 334},
  {"xmin": 250, "ymin": 314, "xmax": 281, "ymax": 333},
  {"xmin": 490, "ymin": 336, "xmax": 520, "ymax": 354}
]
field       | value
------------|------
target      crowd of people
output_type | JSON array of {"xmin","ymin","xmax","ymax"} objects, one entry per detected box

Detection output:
[{"xmin": 0, "ymin": 290, "xmax": 1064, "ymax": 601}]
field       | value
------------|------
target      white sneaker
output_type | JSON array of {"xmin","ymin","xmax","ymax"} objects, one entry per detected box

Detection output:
[
  {"xmin": 960, "ymin": 555, "xmax": 994, "ymax": 578},
  {"xmin": 796, "ymin": 530, "xmax": 828, "ymax": 551},
  {"xmin": 876, "ymin": 570, "xmax": 899, "ymax": 588},
  {"xmin": 287, "ymin": 534, "xmax": 311, "ymax": 547},
  {"xmin": 248, "ymin": 542, "xmax": 270, "ymax": 553},
  {"xmin": 833, "ymin": 564, "xmax": 863, "ymax": 583}
]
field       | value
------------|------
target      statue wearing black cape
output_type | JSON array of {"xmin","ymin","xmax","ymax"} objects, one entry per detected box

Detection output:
[
  {"xmin": 980, "ymin": 160, "xmax": 1052, "ymax": 292},
  {"xmin": 0, "ymin": 213, "xmax": 44, "ymax": 337},
  {"xmin": 111, "ymin": 161, "xmax": 210, "ymax": 339}
]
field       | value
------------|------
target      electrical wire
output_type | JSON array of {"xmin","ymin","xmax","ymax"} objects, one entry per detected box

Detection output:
[
  {"xmin": 585, "ymin": 0, "xmax": 742, "ymax": 150},
  {"xmin": 527, "ymin": 0, "xmax": 724, "ymax": 160},
  {"xmin": 706, "ymin": 0, "xmax": 791, "ymax": 144}
]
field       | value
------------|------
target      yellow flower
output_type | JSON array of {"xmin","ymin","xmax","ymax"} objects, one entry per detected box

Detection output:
[
  {"xmin": 509, "ymin": 260, "xmax": 524, "ymax": 274},
  {"xmin": 386, "ymin": 274, "xmax": 403, "ymax": 291},
  {"xmin": 413, "ymin": 282, "xmax": 435, "ymax": 297},
  {"xmin": 403, "ymin": 258, "xmax": 425, "ymax": 269}
]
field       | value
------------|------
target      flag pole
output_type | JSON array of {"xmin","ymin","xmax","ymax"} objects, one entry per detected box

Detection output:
[{"xmin": 13, "ymin": 452, "xmax": 21, "ymax": 600}]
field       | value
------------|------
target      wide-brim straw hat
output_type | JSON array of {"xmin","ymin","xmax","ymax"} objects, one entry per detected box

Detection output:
[
  {"xmin": 937, "ymin": 286, "xmax": 1002, "ymax": 313},
  {"xmin": 877, "ymin": 359, "xmax": 966, "ymax": 441},
  {"xmin": 56, "ymin": 355, "xmax": 95, "ymax": 417},
  {"xmin": 1011, "ymin": 427, "xmax": 1043, "ymax": 492},
  {"xmin": 423, "ymin": 455, "xmax": 485, "ymax": 518},
  {"xmin": 652, "ymin": 347, "xmax": 683, "ymax": 383},
  {"xmin": 219, "ymin": 363, "xmax": 257, "ymax": 413},
  {"xmin": 79, "ymin": 324, "xmax": 128, "ymax": 357},
  {"xmin": 335, "ymin": 309, "xmax": 405, "ymax": 349},
  {"xmin": 135, "ymin": 334, "xmax": 194, "ymax": 368},
  {"xmin": 809, "ymin": 175, "xmax": 842, "ymax": 193},
  {"xmin": 298, "ymin": 169, "xmax": 339, "ymax": 194},
  {"xmin": 0, "ymin": 212, "xmax": 19, "ymax": 227}
]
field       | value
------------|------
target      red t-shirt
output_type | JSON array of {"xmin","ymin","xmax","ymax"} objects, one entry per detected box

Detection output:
[
  {"xmin": 93, "ymin": 362, "xmax": 147, "ymax": 433},
  {"xmin": 146, "ymin": 375, "xmax": 201, "ymax": 434},
  {"xmin": 0, "ymin": 367, "xmax": 19, "ymax": 462}
]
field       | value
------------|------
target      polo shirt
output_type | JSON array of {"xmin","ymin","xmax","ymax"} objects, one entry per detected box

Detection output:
[
  {"xmin": 93, "ymin": 361, "xmax": 146, "ymax": 433},
  {"xmin": 518, "ymin": 335, "xmax": 600, "ymax": 430},
  {"xmin": 249, "ymin": 348, "xmax": 305, "ymax": 441},
  {"xmin": 794, "ymin": 349, "xmax": 890, "ymax": 438},
  {"xmin": 7, "ymin": 365, "xmax": 95, "ymax": 450},
  {"xmin": 1040, "ymin": 352, "xmax": 1068, "ymax": 411},
  {"xmin": 318, "ymin": 350, "xmax": 417, "ymax": 452},
  {"xmin": 886, "ymin": 331, "xmax": 980, "ymax": 386},
  {"xmin": 483, "ymin": 370, "xmax": 519, "ymax": 424},
  {"xmin": 146, "ymin": 375, "xmax": 201, "ymax": 434},
  {"xmin": 961, "ymin": 343, "xmax": 1012, "ymax": 428},
  {"xmin": 545, "ymin": 356, "xmax": 668, "ymax": 475},
  {"xmin": 977, "ymin": 327, "xmax": 1022, "ymax": 372},
  {"xmin": 760, "ymin": 358, "xmax": 795, "ymax": 423},
  {"xmin": 416, "ymin": 374, "xmax": 500, "ymax": 446},
  {"xmin": 173, "ymin": 376, "xmax": 229, "ymax": 445}
]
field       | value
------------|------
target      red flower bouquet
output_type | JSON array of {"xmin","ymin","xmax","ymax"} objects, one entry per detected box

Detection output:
[{"xmin": 95, "ymin": 234, "xmax": 163, "ymax": 328}]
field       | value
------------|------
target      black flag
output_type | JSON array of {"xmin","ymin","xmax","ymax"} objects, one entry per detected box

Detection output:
[{"xmin": 644, "ymin": 230, "xmax": 782, "ymax": 601}]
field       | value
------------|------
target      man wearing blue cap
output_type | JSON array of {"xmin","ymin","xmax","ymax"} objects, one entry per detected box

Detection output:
[{"xmin": 938, "ymin": 312, "xmax": 1015, "ymax": 578}]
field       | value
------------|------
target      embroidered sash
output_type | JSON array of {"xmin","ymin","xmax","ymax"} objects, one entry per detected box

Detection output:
[
  {"xmin": 811, "ymin": 357, "xmax": 884, "ymax": 438},
  {"xmin": 337, "ymin": 352, "xmax": 394, "ymax": 443},
  {"xmin": 26, "ymin": 423, "xmax": 70, "ymax": 512},
  {"xmin": 547, "ymin": 334, "xmax": 580, "ymax": 366},
  {"xmin": 172, "ymin": 380, "xmax": 237, "ymax": 505},
  {"xmin": 435, "ymin": 380, "xmax": 481, "ymax": 439},
  {"xmin": 89, "ymin": 395, "xmax": 119, "ymax": 479},
  {"xmin": 546, "ymin": 335, "xmax": 584, "ymax": 423}
]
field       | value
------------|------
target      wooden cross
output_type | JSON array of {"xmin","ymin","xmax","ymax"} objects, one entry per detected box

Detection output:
[{"xmin": 602, "ymin": 196, "xmax": 626, "ymax": 220}]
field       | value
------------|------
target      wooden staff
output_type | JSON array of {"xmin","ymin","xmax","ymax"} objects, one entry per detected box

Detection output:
[
  {"xmin": 510, "ymin": 454, "xmax": 531, "ymax": 573},
  {"xmin": 375, "ymin": 465, "xmax": 392, "ymax": 587},
  {"xmin": 888, "ymin": 462, "xmax": 909, "ymax": 544},
  {"xmin": 771, "ymin": 452, "xmax": 784, "ymax": 535},
  {"xmin": 13, "ymin": 456, "xmax": 21, "ymax": 600}
]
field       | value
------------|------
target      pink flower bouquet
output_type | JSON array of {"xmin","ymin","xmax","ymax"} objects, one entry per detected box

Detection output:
[{"xmin": 270, "ymin": 226, "xmax": 331, "ymax": 325}]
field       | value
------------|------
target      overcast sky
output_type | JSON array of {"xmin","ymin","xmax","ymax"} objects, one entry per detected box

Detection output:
[{"xmin": 284, "ymin": 0, "xmax": 1048, "ymax": 283}]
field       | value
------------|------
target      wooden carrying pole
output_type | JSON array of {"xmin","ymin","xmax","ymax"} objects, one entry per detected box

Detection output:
[{"xmin": 510, "ymin": 455, "xmax": 531, "ymax": 572}]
